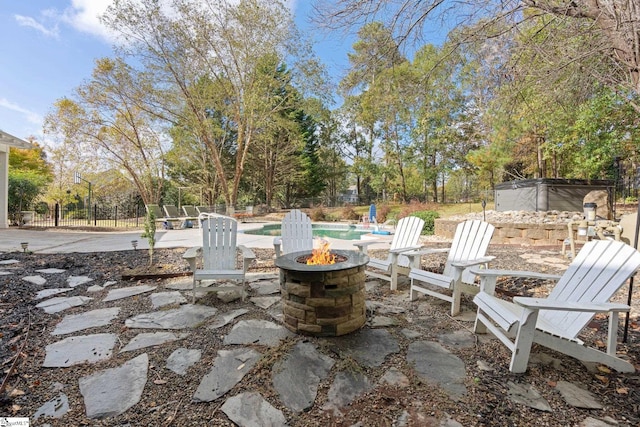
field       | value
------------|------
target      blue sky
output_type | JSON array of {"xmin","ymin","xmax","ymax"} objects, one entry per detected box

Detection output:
[{"xmin": 0, "ymin": 0, "xmax": 356, "ymax": 142}]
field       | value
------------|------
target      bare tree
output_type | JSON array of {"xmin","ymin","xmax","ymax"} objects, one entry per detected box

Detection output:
[{"xmin": 313, "ymin": 0, "xmax": 640, "ymax": 108}]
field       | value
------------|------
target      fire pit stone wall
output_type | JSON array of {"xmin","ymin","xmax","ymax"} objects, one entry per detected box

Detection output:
[{"xmin": 276, "ymin": 250, "xmax": 368, "ymax": 336}]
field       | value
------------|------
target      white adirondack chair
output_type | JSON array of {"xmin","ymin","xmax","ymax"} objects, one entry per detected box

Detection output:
[
  {"xmin": 273, "ymin": 209, "xmax": 314, "ymax": 257},
  {"xmin": 472, "ymin": 239, "xmax": 640, "ymax": 373},
  {"xmin": 408, "ymin": 220, "xmax": 495, "ymax": 316},
  {"xmin": 353, "ymin": 215, "xmax": 425, "ymax": 291},
  {"xmin": 183, "ymin": 215, "xmax": 255, "ymax": 302}
]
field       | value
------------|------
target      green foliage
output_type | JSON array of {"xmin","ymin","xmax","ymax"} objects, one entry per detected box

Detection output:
[
  {"xmin": 141, "ymin": 208, "xmax": 157, "ymax": 265},
  {"xmin": 409, "ymin": 210, "xmax": 440, "ymax": 235},
  {"xmin": 8, "ymin": 171, "xmax": 49, "ymax": 224}
]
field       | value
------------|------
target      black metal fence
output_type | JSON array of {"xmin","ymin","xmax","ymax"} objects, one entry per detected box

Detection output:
[{"xmin": 19, "ymin": 202, "xmax": 146, "ymax": 229}]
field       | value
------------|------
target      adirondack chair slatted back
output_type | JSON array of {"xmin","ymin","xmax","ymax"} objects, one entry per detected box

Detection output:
[
  {"xmin": 390, "ymin": 216, "xmax": 425, "ymax": 268},
  {"xmin": 443, "ymin": 220, "xmax": 495, "ymax": 283},
  {"xmin": 280, "ymin": 209, "xmax": 314, "ymax": 255},
  {"xmin": 542, "ymin": 239, "xmax": 640, "ymax": 339},
  {"xmin": 201, "ymin": 216, "xmax": 238, "ymax": 270},
  {"xmin": 390, "ymin": 216, "xmax": 424, "ymax": 252}
]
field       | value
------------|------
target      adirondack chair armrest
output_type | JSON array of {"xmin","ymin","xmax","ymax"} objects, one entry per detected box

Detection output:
[
  {"xmin": 404, "ymin": 247, "xmax": 451, "ymax": 257},
  {"xmin": 389, "ymin": 245, "xmax": 423, "ymax": 254},
  {"xmin": 273, "ymin": 237, "xmax": 282, "ymax": 257},
  {"xmin": 513, "ymin": 297, "xmax": 631, "ymax": 313},
  {"xmin": 183, "ymin": 246, "xmax": 202, "ymax": 271},
  {"xmin": 470, "ymin": 268, "xmax": 562, "ymax": 294},
  {"xmin": 353, "ymin": 240, "xmax": 389, "ymax": 254},
  {"xmin": 238, "ymin": 245, "xmax": 256, "ymax": 272},
  {"xmin": 450, "ymin": 256, "xmax": 495, "ymax": 269}
]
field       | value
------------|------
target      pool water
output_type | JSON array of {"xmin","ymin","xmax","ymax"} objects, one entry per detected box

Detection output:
[{"xmin": 243, "ymin": 224, "xmax": 369, "ymax": 240}]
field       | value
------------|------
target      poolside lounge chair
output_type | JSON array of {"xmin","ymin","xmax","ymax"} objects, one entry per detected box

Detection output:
[
  {"xmin": 472, "ymin": 239, "xmax": 640, "ymax": 373},
  {"xmin": 163, "ymin": 204, "xmax": 197, "ymax": 228},
  {"xmin": 183, "ymin": 215, "xmax": 255, "ymax": 302},
  {"xmin": 273, "ymin": 209, "xmax": 314, "ymax": 257},
  {"xmin": 354, "ymin": 215, "xmax": 425, "ymax": 291},
  {"xmin": 408, "ymin": 220, "xmax": 495, "ymax": 316}
]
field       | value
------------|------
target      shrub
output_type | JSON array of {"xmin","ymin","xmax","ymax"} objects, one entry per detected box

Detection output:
[
  {"xmin": 341, "ymin": 205, "xmax": 361, "ymax": 221},
  {"xmin": 376, "ymin": 204, "xmax": 391, "ymax": 222},
  {"xmin": 409, "ymin": 210, "xmax": 440, "ymax": 235},
  {"xmin": 309, "ymin": 206, "xmax": 326, "ymax": 221}
]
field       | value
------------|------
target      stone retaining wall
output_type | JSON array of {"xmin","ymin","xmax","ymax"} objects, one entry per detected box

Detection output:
[{"xmin": 435, "ymin": 219, "xmax": 568, "ymax": 247}]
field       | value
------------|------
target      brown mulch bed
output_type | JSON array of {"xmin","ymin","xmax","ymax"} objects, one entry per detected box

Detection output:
[{"xmin": 1, "ymin": 244, "xmax": 639, "ymax": 426}]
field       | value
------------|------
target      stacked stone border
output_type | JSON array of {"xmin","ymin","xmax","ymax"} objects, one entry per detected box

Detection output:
[{"xmin": 435, "ymin": 219, "xmax": 568, "ymax": 247}]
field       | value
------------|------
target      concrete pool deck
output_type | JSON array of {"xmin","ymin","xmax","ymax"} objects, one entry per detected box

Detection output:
[{"xmin": 0, "ymin": 222, "xmax": 393, "ymax": 254}]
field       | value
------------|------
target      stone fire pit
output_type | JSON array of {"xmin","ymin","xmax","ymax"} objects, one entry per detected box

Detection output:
[{"xmin": 274, "ymin": 249, "xmax": 369, "ymax": 337}]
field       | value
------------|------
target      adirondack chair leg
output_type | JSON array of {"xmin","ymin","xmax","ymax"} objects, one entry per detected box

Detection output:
[
  {"xmin": 473, "ymin": 310, "xmax": 488, "ymax": 334},
  {"xmin": 606, "ymin": 311, "xmax": 619, "ymax": 356},
  {"xmin": 192, "ymin": 277, "xmax": 198, "ymax": 303},
  {"xmin": 510, "ymin": 308, "xmax": 539, "ymax": 373},
  {"xmin": 450, "ymin": 269, "xmax": 464, "ymax": 316},
  {"xmin": 390, "ymin": 264, "xmax": 398, "ymax": 291}
]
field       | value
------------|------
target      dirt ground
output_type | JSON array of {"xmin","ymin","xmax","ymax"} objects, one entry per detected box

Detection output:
[{"xmin": 1, "ymin": 243, "xmax": 639, "ymax": 426}]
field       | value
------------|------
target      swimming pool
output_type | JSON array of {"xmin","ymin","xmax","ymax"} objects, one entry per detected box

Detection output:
[{"xmin": 243, "ymin": 223, "xmax": 370, "ymax": 240}]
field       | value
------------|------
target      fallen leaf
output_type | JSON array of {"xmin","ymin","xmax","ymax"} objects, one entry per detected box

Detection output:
[
  {"xmin": 597, "ymin": 365, "xmax": 611, "ymax": 374},
  {"xmin": 616, "ymin": 387, "xmax": 629, "ymax": 394},
  {"xmin": 237, "ymin": 363, "xmax": 245, "ymax": 371},
  {"xmin": 594, "ymin": 340, "xmax": 606, "ymax": 349},
  {"xmin": 153, "ymin": 379, "xmax": 167, "ymax": 385},
  {"xmin": 9, "ymin": 388, "xmax": 25, "ymax": 397},
  {"xmin": 11, "ymin": 404, "xmax": 21, "ymax": 414},
  {"xmin": 595, "ymin": 375, "xmax": 609, "ymax": 383},
  {"xmin": 547, "ymin": 380, "xmax": 557, "ymax": 387}
]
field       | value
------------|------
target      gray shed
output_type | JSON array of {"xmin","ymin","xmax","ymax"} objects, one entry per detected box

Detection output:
[{"xmin": 494, "ymin": 178, "xmax": 613, "ymax": 212}]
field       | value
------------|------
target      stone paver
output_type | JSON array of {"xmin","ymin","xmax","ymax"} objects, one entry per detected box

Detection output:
[
  {"xmin": 67, "ymin": 275, "xmax": 93, "ymax": 287},
  {"xmin": 125, "ymin": 304, "xmax": 218, "ymax": 329},
  {"xmin": 193, "ymin": 348, "xmax": 261, "ymax": 402},
  {"xmin": 103, "ymin": 284, "xmax": 157, "ymax": 302},
  {"xmin": 221, "ymin": 392, "xmax": 287, "ymax": 427},
  {"xmin": 52, "ymin": 307, "xmax": 121, "ymax": 335},
  {"xmin": 507, "ymin": 381, "xmax": 552, "ymax": 412},
  {"xmin": 166, "ymin": 348, "xmax": 202, "ymax": 375},
  {"xmin": 120, "ymin": 331, "xmax": 189, "ymax": 352},
  {"xmin": 223, "ymin": 319, "xmax": 293, "ymax": 346},
  {"xmin": 23, "ymin": 275, "xmax": 47, "ymax": 285},
  {"xmin": 323, "ymin": 328, "xmax": 400, "ymax": 367},
  {"xmin": 43, "ymin": 333, "xmax": 117, "ymax": 367},
  {"xmin": 79, "ymin": 353, "xmax": 148, "ymax": 419},
  {"xmin": 406, "ymin": 341, "xmax": 467, "ymax": 400},
  {"xmin": 36, "ymin": 296, "xmax": 93, "ymax": 314},
  {"xmin": 150, "ymin": 291, "xmax": 187, "ymax": 308},
  {"xmin": 323, "ymin": 370, "xmax": 372, "ymax": 415},
  {"xmin": 34, "ymin": 288, "xmax": 73, "ymax": 300},
  {"xmin": 273, "ymin": 342, "xmax": 335, "ymax": 412},
  {"xmin": 555, "ymin": 381, "xmax": 603, "ymax": 409}
]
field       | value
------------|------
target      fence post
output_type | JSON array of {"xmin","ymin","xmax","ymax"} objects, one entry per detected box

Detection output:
[
  {"xmin": 94, "ymin": 204, "xmax": 97, "ymax": 226},
  {"xmin": 114, "ymin": 205, "xmax": 118, "ymax": 228},
  {"xmin": 55, "ymin": 203, "xmax": 59, "ymax": 227}
]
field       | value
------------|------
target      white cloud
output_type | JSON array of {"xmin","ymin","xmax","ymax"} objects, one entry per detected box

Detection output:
[
  {"xmin": 61, "ymin": 0, "xmax": 118, "ymax": 42},
  {"xmin": 14, "ymin": 14, "xmax": 59, "ymax": 38},
  {"xmin": 0, "ymin": 98, "xmax": 43, "ymax": 126}
]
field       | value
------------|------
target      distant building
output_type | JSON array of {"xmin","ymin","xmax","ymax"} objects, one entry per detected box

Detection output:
[
  {"xmin": 1, "ymin": 129, "xmax": 34, "ymax": 228},
  {"xmin": 338, "ymin": 185, "xmax": 359, "ymax": 204}
]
